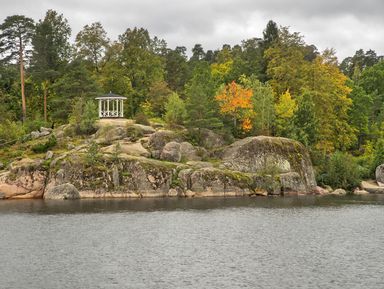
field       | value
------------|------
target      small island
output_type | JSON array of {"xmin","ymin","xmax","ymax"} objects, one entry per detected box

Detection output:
[{"xmin": 1, "ymin": 12, "xmax": 384, "ymax": 200}]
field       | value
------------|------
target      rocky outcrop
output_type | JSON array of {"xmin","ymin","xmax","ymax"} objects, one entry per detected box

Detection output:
[
  {"xmin": 279, "ymin": 172, "xmax": 307, "ymax": 194},
  {"xmin": 95, "ymin": 125, "xmax": 127, "ymax": 144},
  {"xmin": 331, "ymin": 188, "xmax": 347, "ymax": 195},
  {"xmin": 130, "ymin": 124, "xmax": 156, "ymax": 135},
  {"xmin": 194, "ymin": 128, "xmax": 226, "ymax": 149},
  {"xmin": 44, "ymin": 183, "xmax": 80, "ymax": 200},
  {"xmin": 160, "ymin": 142, "xmax": 181, "ymax": 162},
  {"xmin": 0, "ymin": 158, "xmax": 47, "ymax": 199},
  {"xmin": 148, "ymin": 130, "xmax": 182, "ymax": 158},
  {"xmin": 101, "ymin": 141, "xmax": 150, "ymax": 158},
  {"xmin": 30, "ymin": 127, "xmax": 52, "ymax": 139},
  {"xmin": 222, "ymin": 136, "xmax": 316, "ymax": 192},
  {"xmin": 45, "ymin": 154, "xmax": 178, "ymax": 198},
  {"xmin": 180, "ymin": 142, "xmax": 203, "ymax": 161},
  {"xmin": 375, "ymin": 164, "xmax": 384, "ymax": 186},
  {"xmin": 361, "ymin": 180, "xmax": 384, "ymax": 194},
  {"xmin": 0, "ymin": 120, "xmax": 322, "ymax": 200},
  {"xmin": 178, "ymin": 168, "xmax": 253, "ymax": 197}
]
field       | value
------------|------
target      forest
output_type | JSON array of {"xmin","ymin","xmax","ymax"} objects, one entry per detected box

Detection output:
[{"xmin": 1, "ymin": 9, "xmax": 384, "ymax": 189}]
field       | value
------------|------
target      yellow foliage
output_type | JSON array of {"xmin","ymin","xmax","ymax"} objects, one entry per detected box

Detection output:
[
  {"xmin": 275, "ymin": 90, "xmax": 297, "ymax": 119},
  {"xmin": 211, "ymin": 60, "xmax": 233, "ymax": 81},
  {"xmin": 242, "ymin": 118, "xmax": 252, "ymax": 132}
]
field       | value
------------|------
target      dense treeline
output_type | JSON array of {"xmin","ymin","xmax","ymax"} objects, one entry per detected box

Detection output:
[{"xmin": 1, "ymin": 10, "xmax": 384, "ymax": 187}]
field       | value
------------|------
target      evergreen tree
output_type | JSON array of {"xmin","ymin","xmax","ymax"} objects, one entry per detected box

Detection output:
[
  {"xmin": 118, "ymin": 27, "xmax": 165, "ymax": 115},
  {"xmin": 185, "ymin": 62, "xmax": 223, "ymax": 130},
  {"xmin": 0, "ymin": 15, "xmax": 35, "ymax": 121},
  {"xmin": 52, "ymin": 59, "xmax": 101, "ymax": 122},
  {"xmin": 31, "ymin": 9, "xmax": 71, "ymax": 122},
  {"xmin": 292, "ymin": 91, "xmax": 318, "ymax": 146}
]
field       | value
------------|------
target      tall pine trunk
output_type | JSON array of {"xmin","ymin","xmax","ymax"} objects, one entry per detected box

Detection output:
[
  {"xmin": 43, "ymin": 81, "xmax": 48, "ymax": 123},
  {"xmin": 19, "ymin": 39, "xmax": 26, "ymax": 122}
]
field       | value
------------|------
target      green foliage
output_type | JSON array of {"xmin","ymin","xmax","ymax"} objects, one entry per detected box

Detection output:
[
  {"xmin": 147, "ymin": 81, "xmax": 173, "ymax": 117},
  {"xmin": 0, "ymin": 15, "xmax": 35, "ymax": 62},
  {"xmin": 126, "ymin": 125, "xmax": 144, "ymax": 142},
  {"xmin": 51, "ymin": 60, "xmax": 101, "ymax": 122},
  {"xmin": 164, "ymin": 92, "xmax": 186, "ymax": 126},
  {"xmin": 241, "ymin": 75, "xmax": 275, "ymax": 135},
  {"xmin": 31, "ymin": 135, "xmax": 57, "ymax": 153},
  {"xmin": 117, "ymin": 27, "xmax": 165, "ymax": 115},
  {"xmin": 185, "ymin": 62, "xmax": 223, "ymax": 130},
  {"xmin": 111, "ymin": 142, "xmax": 122, "ymax": 162},
  {"xmin": 317, "ymin": 151, "xmax": 362, "ymax": 191},
  {"xmin": 0, "ymin": 120, "xmax": 25, "ymax": 146},
  {"xmin": 348, "ymin": 82, "xmax": 373, "ymax": 148},
  {"xmin": 165, "ymin": 47, "xmax": 189, "ymax": 93},
  {"xmin": 372, "ymin": 139, "xmax": 384, "ymax": 175},
  {"xmin": 69, "ymin": 98, "xmax": 98, "ymax": 135},
  {"xmin": 85, "ymin": 141, "xmax": 100, "ymax": 165},
  {"xmin": 75, "ymin": 22, "xmax": 109, "ymax": 72},
  {"xmin": 31, "ymin": 9, "xmax": 71, "ymax": 80},
  {"xmin": 291, "ymin": 91, "xmax": 318, "ymax": 146},
  {"xmin": 23, "ymin": 118, "xmax": 47, "ymax": 134}
]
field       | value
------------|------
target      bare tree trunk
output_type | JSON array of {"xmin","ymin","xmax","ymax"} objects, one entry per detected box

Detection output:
[
  {"xmin": 43, "ymin": 82, "xmax": 48, "ymax": 123},
  {"xmin": 19, "ymin": 40, "xmax": 26, "ymax": 122}
]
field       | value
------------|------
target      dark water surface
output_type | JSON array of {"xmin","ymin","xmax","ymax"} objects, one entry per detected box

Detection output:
[{"xmin": 1, "ymin": 195, "xmax": 384, "ymax": 289}]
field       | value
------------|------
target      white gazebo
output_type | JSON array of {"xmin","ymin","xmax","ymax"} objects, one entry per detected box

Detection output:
[{"xmin": 95, "ymin": 92, "xmax": 127, "ymax": 118}]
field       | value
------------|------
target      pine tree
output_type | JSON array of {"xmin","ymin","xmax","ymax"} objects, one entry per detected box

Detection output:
[{"xmin": 185, "ymin": 62, "xmax": 223, "ymax": 130}]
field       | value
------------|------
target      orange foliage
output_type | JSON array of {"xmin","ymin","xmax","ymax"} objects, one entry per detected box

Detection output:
[
  {"xmin": 215, "ymin": 81, "xmax": 254, "ymax": 132},
  {"xmin": 215, "ymin": 81, "xmax": 253, "ymax": 113}
]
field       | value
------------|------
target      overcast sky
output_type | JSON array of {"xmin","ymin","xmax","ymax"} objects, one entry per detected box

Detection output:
[{"xmin": 1, "ymin": 0, "xmax": 383, "ymax": 60}]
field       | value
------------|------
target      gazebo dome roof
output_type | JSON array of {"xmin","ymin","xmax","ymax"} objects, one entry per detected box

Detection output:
[{"xmin": 95, "ymin": 92, "xmax": 127, "ymax": 100}]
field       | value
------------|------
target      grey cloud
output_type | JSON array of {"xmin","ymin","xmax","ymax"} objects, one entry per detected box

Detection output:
[{"xmin": 0, "ymin": 0, "xmax": 383, "ymax": 59}]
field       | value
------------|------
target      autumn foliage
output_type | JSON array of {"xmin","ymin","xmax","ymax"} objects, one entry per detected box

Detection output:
[{"xmin": 215, "ymin": 81, "xmax": 254, "ymax": 132}]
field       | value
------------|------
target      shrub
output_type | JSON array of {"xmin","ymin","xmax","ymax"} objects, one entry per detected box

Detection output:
[
  {"xmin": 111, "ymin": 142, "xmax": 122, "ymax": 162},
  {"xmin": 372, "ymin": 138, "xmax": 384, "ymax": 174},
  {"xmin": 134, "ymin": 112, "xmax": 150, "ymax": 126},
  {"xmin": 126, "ymin": 125, "xmax": 144, "ymax": 142},
  {"xmin": 164, "ymin": 92, "xmax": 186, "ymax": 126},
  {"xmin": 85, "ymin": 141, "xmax": 101, "ymax": 165},
  {"xmin": 23, "ymin": 118, "xmax": 47, "ymax": 134},
  {"xmin": 69, "ymin": 98, "xmax": 98, "ymax": 135},
  {"xmin": 317, "ymin": 151, "xmax": 362, "ymax": 191},
  {"xmin": 31, "ymin": 135, "xmax": 57, "ymax": 153},
  {"xmin": 0, "ymin": 120, "xmax": 25, "ymax": 147}
]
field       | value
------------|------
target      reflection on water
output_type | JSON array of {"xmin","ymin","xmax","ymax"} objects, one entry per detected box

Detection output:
[
  {"xmin": 1, "ymin": 194, "xmax": 384, "ymax": 214},
  {"xmin": 0, "ymin": 195, "xmax": 384, "ymax": 289}
]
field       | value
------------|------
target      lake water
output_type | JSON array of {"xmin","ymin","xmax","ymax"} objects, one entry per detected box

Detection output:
[{"xmin": 1, "ymin": 195, "xmax": 384, "ymax": 289}]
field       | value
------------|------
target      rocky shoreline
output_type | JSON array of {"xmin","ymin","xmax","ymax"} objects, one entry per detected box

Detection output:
[{"xmin": 0, "ymin": 119, "xmax": 380, "ymax": 200}]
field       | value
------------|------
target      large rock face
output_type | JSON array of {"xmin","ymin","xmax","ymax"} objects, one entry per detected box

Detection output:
[
  {"xmin": 45, "ymin": 154, "xmax": 177, "ymax": 198},
  {"xmin": 160, "ymin": 142, "xmax": 181, "ymax": 162},
  {"xmin": 44, "ymin": 183, "xmax": 80, "ymax": 200},
  {"xmin": 148, "ymin": 130, "xmax": 182, "ymax": 159},
  {"xmin": 178, "ymin": 168, "xmax": 253, "ymax": 197},
  {"xmin": 222, "ymin": 136, "xmax": 316, "ymax": 192},
  {"xmin": 0, "ymin": 158, "xmax": 47, "ymax": 199},
  {"xmin": 375, "ymin": 164, "xmax": 384, "ymax": 186}
]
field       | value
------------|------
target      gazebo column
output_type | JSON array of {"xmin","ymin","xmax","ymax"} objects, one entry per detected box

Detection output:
[
  {"xmin": 107, "ymin": 99, "xmax": 110, "ymax": 117},
  {"xmin": 120, "ymin": 99, "xmax": 124, "ymax": 117},
  {"xmin": 98, "ymin": 99, "xmax": 102, "ymax": 118}
]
